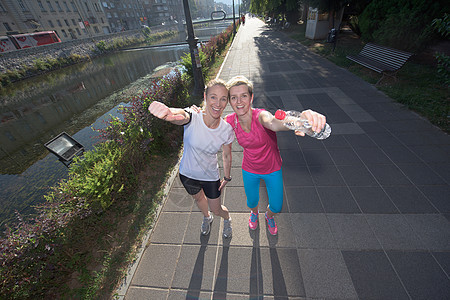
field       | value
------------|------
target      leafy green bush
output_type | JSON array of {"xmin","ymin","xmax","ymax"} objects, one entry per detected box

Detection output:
[
  {"xmin": 358, "ymin": 0, "xmax": 448, "ymax": 52},
  {"xmin": 95, "ymin": 40, "xmax": 107, "ymax": 53},
  {"xmin": 432, "ymin": 13, "xmax": 450, "ymax": 85},
  {"xmin": 180, "ymin": 50, "xmax": 209, "ymax": 82},
  {"xmin": 67, "ymin": 142, "xmax": 124, "ymax": 211}
]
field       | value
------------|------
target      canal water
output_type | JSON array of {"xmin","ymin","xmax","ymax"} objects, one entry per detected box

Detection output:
[{"xmin": 0, "ymin": 23, "xmax": 231, "ymax": 228}]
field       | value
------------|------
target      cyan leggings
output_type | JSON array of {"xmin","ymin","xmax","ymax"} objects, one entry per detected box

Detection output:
[{"xmin": 242, "ymin": 168, "xmax": 283, "ymax": 213}]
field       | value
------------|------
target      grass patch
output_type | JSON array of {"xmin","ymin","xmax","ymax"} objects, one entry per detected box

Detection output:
[{"xmin": 285, "ymin": 23, "xmax": 449, "ymax": 133}]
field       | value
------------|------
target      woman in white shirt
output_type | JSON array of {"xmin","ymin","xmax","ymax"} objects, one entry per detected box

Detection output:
[{"xmin": 148, "ymin": 79, "xmax": 234, "ymax": 238}]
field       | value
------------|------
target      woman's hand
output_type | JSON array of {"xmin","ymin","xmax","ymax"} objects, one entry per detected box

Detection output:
[
  {"xmin": 296, "ymin": 109, "xmax": 327, "ymax": 136},
  {"xmin": 218, "ymin": 179, "xmax": 228, "ymax": 191},
  {"xmin": 148, "ymin": 101, "xmax": 185, "ymax": 121},
  {"xmin": 188, "ymin": 105, "xmax": 202, "ymax": 113}
]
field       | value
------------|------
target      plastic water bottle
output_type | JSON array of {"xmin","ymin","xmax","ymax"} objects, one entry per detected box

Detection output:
[{"xmin": 274, "ymin": 109, "xmax": 331, "ymax": 140}]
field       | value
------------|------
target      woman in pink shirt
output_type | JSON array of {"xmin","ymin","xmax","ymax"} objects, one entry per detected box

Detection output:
[{"xmin": 226, "ymin": 76, "xmax": 326, "ymax": 235}]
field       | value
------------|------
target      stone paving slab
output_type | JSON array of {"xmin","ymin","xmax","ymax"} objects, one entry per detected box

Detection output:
[{"xmin": 120, "ymin": 16, "xmax": 450, "ymax": 299}]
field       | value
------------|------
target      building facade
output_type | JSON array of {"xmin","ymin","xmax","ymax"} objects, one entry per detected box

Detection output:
[
  {"xmin": 103, "ymin": 0, "xmax": 146, "ymax": 32},
  {"xmin": 0, "ymin": 0, "xmax": 184, "ymax": 41},
  {"xmin": 0, "ymin": 0, "xmax": 113, "ymax": 41},
  {"xmin": 140, "ymin": 0, "xmax": 183, "ymax": 27}
]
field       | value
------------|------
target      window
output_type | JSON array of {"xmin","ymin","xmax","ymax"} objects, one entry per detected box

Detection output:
[
  {"xmin": 76, "ymin": 28, "xmax": 81, "ymax": 35},
  {"xmin": 84, "ymin": 2, "xmax": 90, "ymax": 11},
  {"xmin": 48, "ymin": 20, "xmax": 54, "ymax": 27},
  {"xmin": 47, "ymin": 1, "xmax": 55, "ymax": 11},
  {"xmin": 93, "ymin": 26, "xmax": 99, "ymax": 33},
  {"xmin": 3, "ymin": 22, "xmax": 12, "ymax": 31},
  {"xmin": 71, "ymin": 19, "xmax": 76, "ymax": 25},
  {"xmin": 0, "ymin": 3, "xmax": 6, "ymax": 12},
  {"xmin": 61, "ymin": 29, "xmax": 67, "ymax": 37},
  {"xmin": 64, "ymin": 19, "xmax": 69, "ymax": 26},
  {"xmin": 107, "ymin": 12, "xmax": 111, "ymax": 18},
  {"xmin": 18, "ymin": 0, "xmax": 28, "ymax": 11},
  {"xmin": 55, "ymin": 1, "xmax": 63, "ymax": 11},
  {"xmin": 63, "ymin": 1, "xmax": 70, "ymax": 11},
  {"xmin": 69, "ymin": 29, "xmax": 76, "ymax": 39},
  {"xmin": 38, "ymin": 0, "xmax": 46, "ymax": 12},
  {"xmin": 71, "ymin": 1, "xmax": 77, "ymax": 12},
  {"xmin": 57, "ymin": 19, "xmax": 62, "ymax": 26}
]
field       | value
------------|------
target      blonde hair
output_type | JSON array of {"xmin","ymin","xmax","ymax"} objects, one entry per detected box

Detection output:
[
  {"xmin": 204, "ymin": 78, "xmax": 227, "ymax": 96},
  {"xmin": 226, "ymin": 75, "xmax": 253, "ymax": 96}
]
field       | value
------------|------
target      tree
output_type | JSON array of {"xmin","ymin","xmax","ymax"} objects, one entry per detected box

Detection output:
[
  {"xmin": 241, "ymin": 0, "xmax": 251, "ymax": 13},
  {"xmin": 308, "ymin": 0, "xmax": 350, "ymax": 28},
  {"xmin": 358, "ymin": 0, "xmax": 448, "ymax": 51},
  {"xmin": 250, "ymin": 0, "xmax": 300, "ymax": 23}
]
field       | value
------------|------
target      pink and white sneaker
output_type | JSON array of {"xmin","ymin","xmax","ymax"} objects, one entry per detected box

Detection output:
[
  {"xmin": 249, "ymin": 211, "xmax": 258, "ymax": 230},
  {"xmin": 265, "ymin": 212, "xmax": 278, "ymax": 235}
]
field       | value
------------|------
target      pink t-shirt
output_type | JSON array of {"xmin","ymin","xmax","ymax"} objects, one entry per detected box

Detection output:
[{"xmin": 226, "ymin": 108, "xmax": 282, "ymax": 174}]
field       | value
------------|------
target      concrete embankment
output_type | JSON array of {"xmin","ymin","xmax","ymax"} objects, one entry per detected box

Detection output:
[{"xmin": 0, "ymin": 24, "xmax": 182, "ymax": 75}]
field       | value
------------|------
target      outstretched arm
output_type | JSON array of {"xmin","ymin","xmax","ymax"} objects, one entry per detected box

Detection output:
[
  {"xmin": 148, "ymin": 101, "xmax": 190, "ymax": 126},
  {"xmin": 259, "ymin": 109, "xmax": 327, "ymax": 136},
  {"xmin": 258, "ymin": 110, "xmax": 291, "ymax": 132}
]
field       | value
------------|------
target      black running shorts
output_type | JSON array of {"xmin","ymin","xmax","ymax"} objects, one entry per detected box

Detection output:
[{"xmin": 179, "ymin": 173, "xmax": 221, "ymax": 199}]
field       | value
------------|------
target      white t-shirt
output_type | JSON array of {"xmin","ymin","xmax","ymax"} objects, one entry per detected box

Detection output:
[{"xmin": 179, "ymin": 111, "xmax": 234, "ymax": 181}]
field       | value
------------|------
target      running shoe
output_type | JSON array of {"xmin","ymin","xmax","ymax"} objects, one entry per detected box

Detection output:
[
  {"xmin": 223, "ymin": 218, "xmax": 232, "ymax": 238},
  {"xmin": 265, "ymin": 212, "xmax": 278, "ymax": 235},
  {"xmin": 249, "ymin": 211, "xmax": 258, "ymax": 230},
  {"xmin": 201, "ymin": 214, "xmax": 213, "ymax": 235}
]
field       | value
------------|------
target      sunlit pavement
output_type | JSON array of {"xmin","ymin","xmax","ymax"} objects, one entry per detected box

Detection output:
[{"xmin": 118, "ymin": 17, "xmax": 450, "ymax": 299}]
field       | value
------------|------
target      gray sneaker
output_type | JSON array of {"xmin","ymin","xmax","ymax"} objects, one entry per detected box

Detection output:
[
  {"xmin": 201, "ymin": 214, "xmax": 213, "ymax": 235},
  {"xmin": 223, "ymin": 218, "xmax": 232, "ymax": 238}
]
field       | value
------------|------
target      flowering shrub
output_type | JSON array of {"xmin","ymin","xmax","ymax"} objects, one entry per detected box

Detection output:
[{"xmin": 100, "ymin": 69, "xmax": 188, "ymax": 152}]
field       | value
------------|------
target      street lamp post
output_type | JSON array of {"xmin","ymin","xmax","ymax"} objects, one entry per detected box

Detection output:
[
  {"xmin": 182, "ymin": 0, "xmax": 204, "ymax": 96},
  {"xmin": 232, "ymin": 0, "xmax": 236, "ymax": 35}
]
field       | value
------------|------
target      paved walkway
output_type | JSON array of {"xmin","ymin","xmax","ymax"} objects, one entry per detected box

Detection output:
[{"xmin": 118, "ymin": 17, "xmax": 450, "ymax": 299}]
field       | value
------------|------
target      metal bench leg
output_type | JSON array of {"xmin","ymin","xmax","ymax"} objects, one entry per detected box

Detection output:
[
  {"xmin": 376, "ymin": 71, "xmax": 398, "ymax": 86},
  {"xmin": 376, "ymin": 73, "xmax": 386, "ymax": 86}
]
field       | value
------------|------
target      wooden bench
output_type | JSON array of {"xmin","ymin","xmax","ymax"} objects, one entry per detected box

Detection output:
[{"xmin": 346, "ymin": 43, "xmax": 413, "ymax": 85}]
